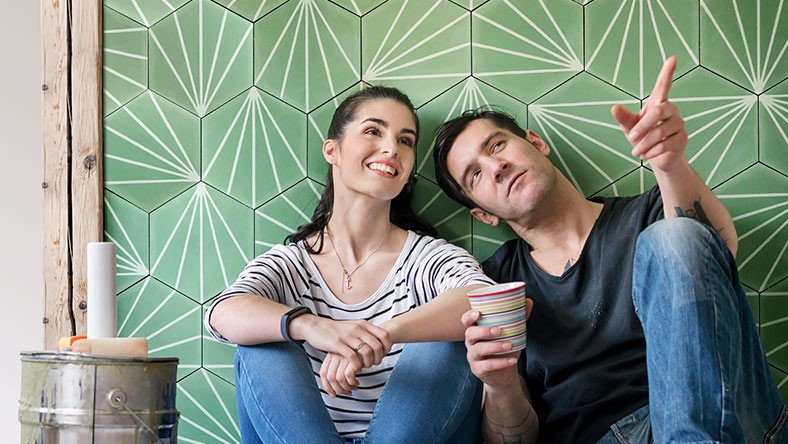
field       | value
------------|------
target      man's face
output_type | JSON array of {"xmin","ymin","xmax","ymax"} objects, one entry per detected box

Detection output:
[{"xmin": 445, "ymin": 119, "xmax": 556, "ymax": 225}]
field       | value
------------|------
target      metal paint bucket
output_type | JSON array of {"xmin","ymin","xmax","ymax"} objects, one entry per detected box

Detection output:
[{"xmin": 19, "ymin": 352, "xmax": 179, "ymax": 444}]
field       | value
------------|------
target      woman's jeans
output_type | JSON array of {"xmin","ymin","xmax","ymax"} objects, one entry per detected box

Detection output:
[
  {"xmin": 234, "ymin": 340, "xmax": 481, "ymax": 444},
  {"xmin": 598, "ymin": 218, "xmax": 787, "ymax": 443}
]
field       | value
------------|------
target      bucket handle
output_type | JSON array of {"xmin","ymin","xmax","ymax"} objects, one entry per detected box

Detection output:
[{"xmin": 108, "ymin": 389, "xmax": 167, "ymax": 444}]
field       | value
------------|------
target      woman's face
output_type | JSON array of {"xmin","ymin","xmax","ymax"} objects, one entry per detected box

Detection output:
[{"xmin": 326, "ymin": 98, "xmax": 418, "ymax": 202}]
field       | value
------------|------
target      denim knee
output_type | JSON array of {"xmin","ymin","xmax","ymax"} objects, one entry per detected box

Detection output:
[
  {"xmin": 635, "ymin": 218, "xmax": 735, "ymax": 277},
  {"xmin": 633, "ymin": 218, "xmax": 741, "ymax": 313},
  {"xmin": 636, "ymin": 218, "xmax": 715, "ymax": 258},
  {"xmin": 235, "ymin": 342, "xmax": 311, "ymax": 386}
]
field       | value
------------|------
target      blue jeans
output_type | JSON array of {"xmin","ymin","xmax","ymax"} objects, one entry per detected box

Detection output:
[
  {"xmin": 598, "ymin": 218, "xmax": 787, "ymax": 443},
  {"xmin": 234, "ymin": 341, "xmax": 481, "ymax": 444}
]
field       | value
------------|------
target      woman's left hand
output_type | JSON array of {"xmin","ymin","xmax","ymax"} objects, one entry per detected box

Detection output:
[{"xmin": 320, "ymin": 352, "xmax": 360, "ymax": 397}]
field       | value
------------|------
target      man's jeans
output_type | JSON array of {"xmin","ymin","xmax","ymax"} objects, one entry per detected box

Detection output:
[
  {"xmin": 234, "ymin": 340, "xmax": 481, "ymax": 444},
  {"xmin": 599, "ymin": 218, "xmax": 787, "ymax": 443}
]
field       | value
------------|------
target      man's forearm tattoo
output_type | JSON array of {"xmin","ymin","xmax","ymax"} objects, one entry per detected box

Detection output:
[{"xmin": 674, "ymin": 200, "xmax": 719, "ymax": 232}]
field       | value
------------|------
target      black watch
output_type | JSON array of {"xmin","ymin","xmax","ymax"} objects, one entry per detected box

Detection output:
[{"xmin": 280, "ymin": 306, "xmax": 312, "ymax": 343}]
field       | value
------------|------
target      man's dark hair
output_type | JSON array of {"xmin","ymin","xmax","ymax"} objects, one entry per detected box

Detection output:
[{"xmin": 432, "ymin": 107, "xmax": 528, "ymax": 209}]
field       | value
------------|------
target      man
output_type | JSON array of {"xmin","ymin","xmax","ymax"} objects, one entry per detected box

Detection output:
[{"xmin": 431, "ymin": 56, "xmax": 787, "ymax": 443}]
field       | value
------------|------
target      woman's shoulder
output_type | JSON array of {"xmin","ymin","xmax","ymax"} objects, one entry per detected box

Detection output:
[
  {"xmin": 245, "ymin": 242, "xmax": 308, "ymax": 267},
  {"xmin": 405, "ymin": 231, "xmax": 476, "ymax": 259}
]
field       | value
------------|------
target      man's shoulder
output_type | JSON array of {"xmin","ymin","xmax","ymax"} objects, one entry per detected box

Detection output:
[{"xmin": 481, "ymin": 237, "xmax": 525, "ymax": 280}]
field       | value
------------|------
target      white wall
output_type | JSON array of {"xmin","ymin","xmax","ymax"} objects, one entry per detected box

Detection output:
[{"xmin": 0, "ymin": 1, "xmax": 43, "ymax": 438}]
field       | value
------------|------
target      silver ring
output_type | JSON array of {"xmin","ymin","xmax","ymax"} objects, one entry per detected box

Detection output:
[{"xmin": 355, "ymin": 341, "xmax": 366, "ymax": 351}]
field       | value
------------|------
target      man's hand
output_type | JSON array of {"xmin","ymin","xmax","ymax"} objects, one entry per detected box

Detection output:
[
  {"xmin": 462, "ymin": 298, "xmax": 534, "ymax": 388},
  {"xmin": 612, "ymin": 56, "xmax": 688, "ymax": 174},
  {"xmin": 464, "ymin": 299, "xmax": 539, "ymax": 444}
]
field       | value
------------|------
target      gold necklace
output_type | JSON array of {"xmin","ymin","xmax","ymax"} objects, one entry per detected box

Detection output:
[{"xmin": 325, "ymin": 225, "xmax": 394, "ymax": 291}]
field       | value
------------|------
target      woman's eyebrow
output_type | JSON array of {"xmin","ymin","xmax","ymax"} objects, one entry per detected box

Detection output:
[{"xmin": 361, "ymin": 117, "xmax": 416, "ymax": 136}]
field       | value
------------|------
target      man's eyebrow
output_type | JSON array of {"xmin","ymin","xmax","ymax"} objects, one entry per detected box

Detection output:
[
  {"xmin": 362, "ymin": 117, "xmax": 416, "ymax": 136},
  {"xmin": 459, "ymin": 130, "xmax": 504, "ymax": 188}
]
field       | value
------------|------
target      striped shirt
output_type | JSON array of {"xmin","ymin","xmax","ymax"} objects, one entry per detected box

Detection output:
[{"xmin": 205, "ymin": 231, "xmax": 494, "ymax": 438}]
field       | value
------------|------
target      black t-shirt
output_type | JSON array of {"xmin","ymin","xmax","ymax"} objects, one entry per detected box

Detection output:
[{"xmin": 482, "ymin": 187, "xmax": 663, "ymax": 444}]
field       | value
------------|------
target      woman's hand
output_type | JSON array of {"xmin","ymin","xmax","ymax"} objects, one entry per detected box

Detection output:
[
  {"xmin": 290, "ymin": 316, "xmax": 392, "ymax": 368},
  {"xmin": 319, "ymin": 352, "xmax": 359, "ymax": 397}
]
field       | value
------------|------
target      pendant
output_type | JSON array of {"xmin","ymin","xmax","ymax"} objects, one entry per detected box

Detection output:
[{"xmin": 343, "ymin": 271, "xmax": 352, "ymax": 290}]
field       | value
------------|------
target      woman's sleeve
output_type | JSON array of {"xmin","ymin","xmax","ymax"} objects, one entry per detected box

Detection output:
[
  {"xmin": 203, "ymin": 245, "xmax": 300, "ymax": 341},
  {"xmin": 411, "ymin": 237, "xmax": 496, "ymax": 305}
]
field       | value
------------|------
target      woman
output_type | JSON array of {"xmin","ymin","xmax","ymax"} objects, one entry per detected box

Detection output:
[{"xmin": 206, "ymin": 86, "xmax": 494, "ymax": 443}]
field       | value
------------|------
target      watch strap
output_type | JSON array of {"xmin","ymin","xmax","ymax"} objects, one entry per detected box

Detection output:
[{"xmin": 280, "ymin": 306, "xmax": 311, "ymax": 342}]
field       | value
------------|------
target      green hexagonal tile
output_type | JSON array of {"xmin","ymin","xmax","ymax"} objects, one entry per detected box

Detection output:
[
  {"xmin": 255, "ymin": 179, "xmax": 325, "ymax": 255},
  {"xmin": 416, "ymin": 77, "xmax": 528, "ymax": 184},
  {"xmin": 104, "ymin": 6, "xmax": 148, "ymax": 117},
  {"xmin": 760, "ymin": 78, "xmax": 788, "ymax": 173},
  {"xmin": 117, "ymin": 277, "xmax": 201, "ymax": 380},
  {"xmin": 771, "ymin": 366, "xmax": 788, "ymax": 402},
  {"xmin": 700, "ymin": 0, "xmax": 788, "ymax": 93},
  {"xmin": 591, "ymin": 166, "xmax": 657, "ymax": 198},
  {"xmin": 213, "ymin": 0, "xmax": 288, "ymax": 21},
  {"xmin": 412, "ymin": 177, "xmax": 472, "ymax": 252},
  {"xmin": 471, "ymin": 218, "xmax": 516, "ymax": 262},
  {"xmin": 151, "ymin": 182, "xmax": 254, "ymax": 303},
  {"xmin": 671, "ymin": 68, "xmax": 758, "ymax": 188},
  {"xmin": 585, "ymin": 0, "xmax": 698, "ymax": 99},
  {"xmin": 745, "ymin": 286, "xmax": 759, "ymax": 330},
  {"xmin": 254, "ymin": 0, "xmax": 360, "ymax": 112},
  {"xmin": 362, "ymin": 0, "xmax": 470, "ymax": 107},
  {"xmin": 104, "ymin": 190, "xmax": 149, "ymax": 293},
  {"xmin": 761, "ymin": 278, "xmax": 788, "ymax": 374},
  {"xmin": 332, "ymin": 0, "xmax": 387, "ymax": 15},
  {"xmin": 202, "ymin": 319, "xmax": 236, "ymax": 383},
  {"xmin": 473, "ymin": 0, "xmax": 583, "ymax": 103},
  {"xmin": 105, "ymin": 0, "xmax": 190, "ymax": 27},
  {"xmin": 528, "ymin": 72, "xmax": 641, "ymax": 197},
  {"xmin": 177, "ymin": 368, "xmax": 240, "ymax": 443},
  {"xmin": 716, "ymin": 165, "xmax": 788, "ymax": 292},
  {"xmin": 105, "ymin": 91, "xmax": 200, "ymax": 212},
  {"xmin": 449, "ymin": 0, "xmax": 490, "ymax": 11},
  {"xmin": 203, "ymin": 87, "xmax": 307, "ymax": 208},
  {"xmin": 306, "ymin": 84, "xmax": 364, "ymax": 180},
  {"xmin": 150, "ymin": 0, "xmax": 253, "ymax": 116}
]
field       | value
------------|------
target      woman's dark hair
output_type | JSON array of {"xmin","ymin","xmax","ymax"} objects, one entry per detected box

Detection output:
[
  {"xmin": 286, "ymin": 86, "xmax": 437, "ymax": 251},
  {"xmin": 432, "ymin": 107, "xmax": 527, "ymax": 209}
]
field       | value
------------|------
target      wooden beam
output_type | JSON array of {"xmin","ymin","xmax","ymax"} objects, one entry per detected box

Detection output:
[
  {"xmin": 71, "ymin": 0, "xmax": 103, "ymax": 336},
  {"xmin": 41, "ymin": 0, "xmax": 72, "ymax": 349}
]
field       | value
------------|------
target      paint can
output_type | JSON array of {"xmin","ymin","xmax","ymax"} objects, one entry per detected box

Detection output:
[{"xmin": 19, "ymin": 352, "xmax": 179, "ymax": 443}]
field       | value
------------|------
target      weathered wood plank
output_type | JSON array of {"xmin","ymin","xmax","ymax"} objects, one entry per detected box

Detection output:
[
  {"xmin": 70, "ymin": 0, "xmax": 104, "ymax": 336},
  {"xmin": 41, "ymin": 0, "xmax": 72, "ymax": 349}
]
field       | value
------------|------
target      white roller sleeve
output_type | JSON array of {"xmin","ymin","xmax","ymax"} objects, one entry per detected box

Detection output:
[{"xmin": 87, "ymin": 242, "xmax": 117, "ymax": 339}]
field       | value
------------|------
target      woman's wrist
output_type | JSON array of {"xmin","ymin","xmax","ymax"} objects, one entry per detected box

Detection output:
[
  {"xmin": 379, "ymin": 318, "xmax": 402, "ymax": 343},
  {"xmin": 287, "ymin": 313, "xmax": 317, "ymax": 342}
]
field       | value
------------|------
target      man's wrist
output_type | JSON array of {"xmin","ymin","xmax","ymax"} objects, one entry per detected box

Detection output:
[
  {"xmin": 651, "ymin": 153, "xmax": 690, "ymax": 176},
  {"xmin": 481, "ymin": 378, "xmax": 538, "ymax": 444}
]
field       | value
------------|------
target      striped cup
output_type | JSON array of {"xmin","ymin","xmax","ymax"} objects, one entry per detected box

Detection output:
[{"xmin": 467, "ymin": 282, "xmax": 527, "ymax": 353}]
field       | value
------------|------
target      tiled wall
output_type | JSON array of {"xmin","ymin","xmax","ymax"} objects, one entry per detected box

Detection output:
[{"xmin": 102, "ymin": 0, "xmax": 788, "ymax": 441}]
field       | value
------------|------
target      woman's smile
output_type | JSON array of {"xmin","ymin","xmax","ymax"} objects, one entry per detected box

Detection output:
[{"xmin": 368, "ymin": 162, "xmax": 399, "ymax": 177}]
